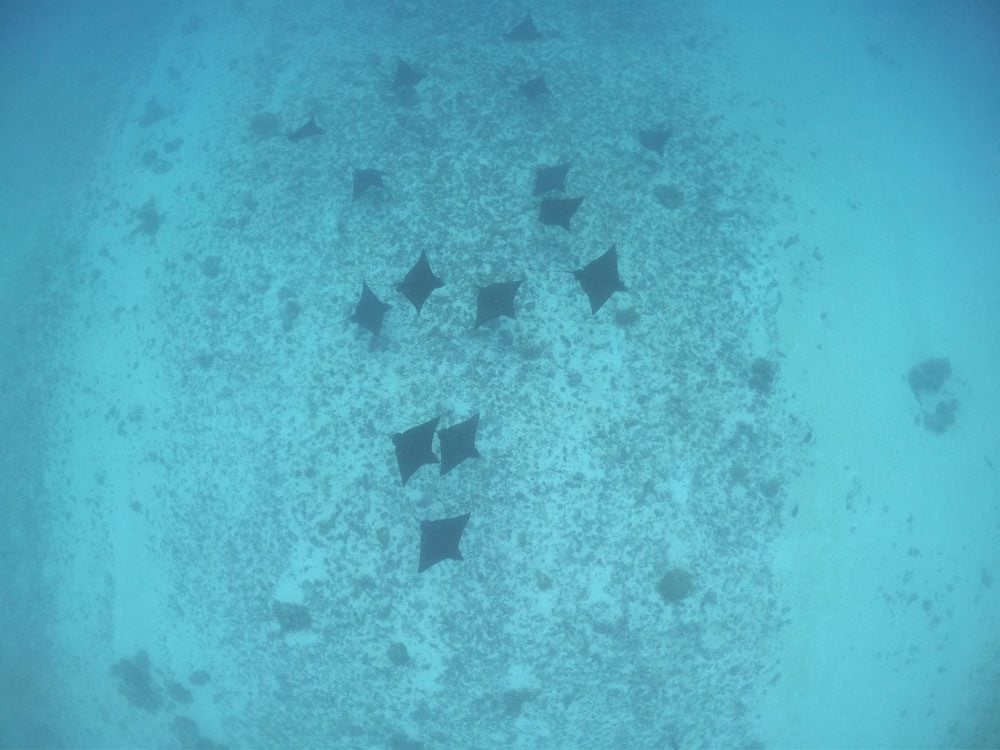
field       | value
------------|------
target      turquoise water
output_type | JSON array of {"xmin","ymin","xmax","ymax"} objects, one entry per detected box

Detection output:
[{"xmin": 1, "ymin": 1, "xmax": 997, "ymax": 747}]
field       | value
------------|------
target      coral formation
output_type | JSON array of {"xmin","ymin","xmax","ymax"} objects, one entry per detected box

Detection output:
[
  {"xmin": 908, "ymin": 357, "xmax": 951, "ymax": 396},
  {"xmin": 273, "ymin": 601, "xmax": 311, "ymax": 632},
  {"xmin": 110, "ymin": 651, "xmax": 162, "ymax": 712},
  {"xmin": 657, "ymin": 569, "xmax": 694, "ymax": 603},
  {"xmin": 749, "ymin": 358, "xmax": 778, "ymax": 395},
  {"xmin": 387, "ymin": 642, "xmax": 410, "ymax": 667},
  {"xmin": 907, "ymin": 357, "xmax": 959, "ymax": 434}
]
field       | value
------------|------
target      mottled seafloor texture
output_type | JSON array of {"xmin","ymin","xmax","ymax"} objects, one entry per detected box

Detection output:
[{"xmin": 1, "ymin": 1, "xmax": 998, "ymax": 749}]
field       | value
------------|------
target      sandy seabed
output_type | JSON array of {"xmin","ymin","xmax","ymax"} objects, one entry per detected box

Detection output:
[{"xmin": 1, "ymin": 1, "xmax": 997, "ymax": 748}]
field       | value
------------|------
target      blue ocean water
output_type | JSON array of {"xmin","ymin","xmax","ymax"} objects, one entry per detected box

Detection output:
[{"xmin": 1, "ymin": 1, "xmax": 997, "ymax": 748}]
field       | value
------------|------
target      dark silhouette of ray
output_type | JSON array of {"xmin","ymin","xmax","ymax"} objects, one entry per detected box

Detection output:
[
  {"xmin": 475, "ymin": 281, "xmax": 522, "ymax": 328},
  {"xmin": 393, "ymin": 417, "xmax": 439, "ymax": 485},
  {"xmin": 505, "ymin": 14, "xmax": 541, "ymax": 41},
  {"xmin": 396, "ymin": 250, "xmax": 444, "ymax": 313},
  {"xmin": 393, "ymin": 59, "xmax": 425, "ymax": 88},
  {"xmin": 533, "ymin": 163, "xmax": 570, "ymax": 195},
  {"xmin": 419, "ymin": 513, "xmax": 470, "ymax": 572},
  {"xmin": 439, "ymin": 414, "xmax": 480, "ymax": 475},
  {"xmin": 520, "ymin": 75, "xmax": 549, "ymax": 102},
  {"xmin": 574, "ymin": 245, "xmax": 625, "ymax": 314},
  {"xmin": 639, "ymin": 128, "xmax": 671, "ymax": 155},
  {"xmin": 288, "ymin": 116, "xmax": 323, "ymax": 142},
  {"xmin": 353, "ymin": 169, "xmax": 386, "ymax": 201},
  {"xmin": 351, "ymin": 282, "xmax": 390, "ymax": 338},
  {"xmin": 539, "ymin": 196, "xmax": 584, "ymax": 231}
]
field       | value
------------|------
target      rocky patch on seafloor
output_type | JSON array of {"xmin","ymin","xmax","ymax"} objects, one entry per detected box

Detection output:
[
  {"xmin": 273, "ymin": 601, "xmax": 312, "ymax": 632},
  {"xmin": 112, "ymin": 651, "xmax": 223, "ymax": 745},
  {"xmin": 133, "ymin": 198, "xmax": 162, "ymax": 239},
  {"xmin": 657, "ymin": 568, "xmax": 695, "ymax": 604},
  {"xmin": 172, "ymin": 715, "xmax": 226, "ymax": 749},
  {"xmin": 111, "ymin": 651, "xmax": 162, "ymax": 712},
  {"xmin": 908, "ymin": 357, "xmax": 959, "ymax": 434}
]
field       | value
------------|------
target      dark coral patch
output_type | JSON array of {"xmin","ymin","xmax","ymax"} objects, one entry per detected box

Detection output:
[
  {"xmin": 273, "ymin": 601, "xmax": 311, "ymax": 632},
  {"xmin": 657, "ymin": 569, "xmax": 694, "ymax": 604},
  {"xmin": 908, "ymin": 357, "xmax": 951, "ymax": 396},
  {"xmin": 749, "ymin": 357, "xmax": 777, "ymax": 395},
  {"xmin": 111, "ymin": 651, "xmax": 162, "ymax": 712}
]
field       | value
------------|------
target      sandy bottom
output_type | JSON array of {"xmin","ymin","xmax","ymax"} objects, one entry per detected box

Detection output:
[{"xmin": 1, "ymin": 1, "xmax": 997, "ymax": 748}]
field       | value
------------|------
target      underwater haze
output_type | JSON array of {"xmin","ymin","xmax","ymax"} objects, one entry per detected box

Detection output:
[{"xmin": 1, "ymin": 0, "xmax": 998, "ymax": 747}]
